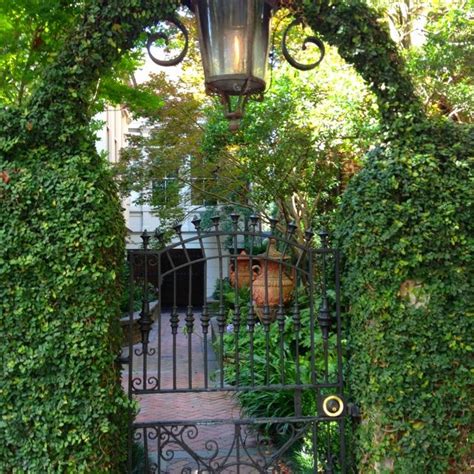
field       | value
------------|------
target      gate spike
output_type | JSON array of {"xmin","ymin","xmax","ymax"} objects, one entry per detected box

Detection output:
[
  {"xmin": 287, "ymin": 221, "xmax": 297, "ymax": 235},
  {"xmin": 304, "ymin": 228, "xmax": 315, "ymax": 243},
  {"xmin": 191, "ymin": 215, "xmax": 201, "ymax": 230},
  {"xmin": 249, "ymin": 214, "xmax": 260, "ymax": 228},
  {"xmin": 211, "ymin": 215, "xmax": 220, "ymax": 229},
  {"xmin": 230, "ymin": 213, "xmax": 240, "ymax": 226},
  {"xmin": 319, "ymin": 229, "xmax": 329, "ymax": 247},
  {"xmin": 269, "ymin": 217, "xmax": 279, "ymax": 233},
  {"xmin": 141, "ymin": 229, "xmax": 150, "ymax": 247}
]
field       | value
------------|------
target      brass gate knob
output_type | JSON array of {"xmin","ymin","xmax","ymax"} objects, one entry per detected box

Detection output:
[{"xmin": 322, "ymin": 395, "xmax": 345, "ymax": 418}]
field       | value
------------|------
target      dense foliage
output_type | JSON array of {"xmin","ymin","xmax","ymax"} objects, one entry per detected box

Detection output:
[
  {"xmin": 405, "ymin": 3, "xmax": 474, "ymax": 123},
  {"xmin": 301, "ymin": 0, "xmax": 473, "ymax": 471},
  {"xmin": 336, "ymin": 121, "xmax": 473, "ymax": 471},
  {"xmin": 117, "ymin": 16, "xmax": 380, "ymax": 242},
  {"xmin": 0, "ymin": 0, "xmax": 163, "ymax": 114},
  {"xmin": 0, "ymin": 0, "xmax": 82, "ymax": 106},
  {"xmin": 0, "ymin": 0, "xmax": 180, "ymax": 470}
]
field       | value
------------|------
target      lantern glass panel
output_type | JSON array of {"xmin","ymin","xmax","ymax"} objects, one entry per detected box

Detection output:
[{"xmin": 195, "ymin": 0, "xmax": 271, "ymax": 95}]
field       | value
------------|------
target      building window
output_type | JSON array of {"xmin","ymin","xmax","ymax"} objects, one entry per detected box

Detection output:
[
  {"xmin": 189, "ymin": 157, "xmax": 218, "ymax": 206},
  {"xmin": 152, "ymin": 174, "xmax": 181, "ymax": 207},
  {"xmin": 190, "ymin": 177, "xmax": 218, "ymax": 206}
]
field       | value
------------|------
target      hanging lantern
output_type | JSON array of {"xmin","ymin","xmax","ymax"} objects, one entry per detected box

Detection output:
[
  {"xmin": 189, "ymin": 0, "xmax": 272, "ymax": 129},
  {"xmin": 148, "ymin": 1, "xmax": 325, "ymax": 130}
]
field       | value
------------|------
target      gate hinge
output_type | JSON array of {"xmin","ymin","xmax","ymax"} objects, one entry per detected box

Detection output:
[{"xmin": 347, "ymin": 402, "xmax": 361, "ymax": 422}]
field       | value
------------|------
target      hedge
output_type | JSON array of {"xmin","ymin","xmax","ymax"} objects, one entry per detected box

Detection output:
[{"xmin": 336, "ymin": 121, "xmax": 473, "ymax": 472}]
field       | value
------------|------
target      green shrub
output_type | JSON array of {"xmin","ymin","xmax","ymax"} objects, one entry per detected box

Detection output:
[{"xmin": 0, "ymin": 149, "xmax": 129, "ymax": 471}]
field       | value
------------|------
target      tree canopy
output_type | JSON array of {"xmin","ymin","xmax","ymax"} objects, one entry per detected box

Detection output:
[{"xmin": 117, "ymin": 0, "xmax": 473, "ymax": 237}]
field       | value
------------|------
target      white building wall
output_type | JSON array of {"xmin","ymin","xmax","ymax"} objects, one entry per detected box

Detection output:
[
  {"xmin": 97, "ymin": 109, "xmax": 227, "ymax": 300},
  {"xmin": 96, "ymin": 106, "xmax": 130, "ymax": 164},
  {"xmin": 96, "ymin": 105, "xmax": 132, "ymax": 230}
]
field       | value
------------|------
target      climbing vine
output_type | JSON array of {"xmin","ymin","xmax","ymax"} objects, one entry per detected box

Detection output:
[
  {"xmin": 0, "ymin": 1, "xmax": 179, "ymax": 471},
  {"xmin": 335, "ymin": 121, "xmax": 473, "ymax": 472}
]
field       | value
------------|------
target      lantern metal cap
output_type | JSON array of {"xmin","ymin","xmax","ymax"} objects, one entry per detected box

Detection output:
[{"xmin": 183, "ymin": 0, "xmax": 282, "ymax": 11}]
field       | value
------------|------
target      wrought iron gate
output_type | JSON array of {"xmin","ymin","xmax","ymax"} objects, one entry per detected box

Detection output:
[{"xmin": 121, "ymin": 215, "xmax": 350, "ymax": 473}]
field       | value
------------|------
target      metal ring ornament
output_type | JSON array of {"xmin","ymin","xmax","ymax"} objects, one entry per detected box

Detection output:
[
  {"xmin": 322, "ymin": 395, "xmax": 345, "ymax": 417},
  {"xmin": 146, "ymin": 18, "xmax": 189, "ymax": 67},
  {"xmin": 282, "ymin": 19, "xmax": 325, "ymax": 71}
]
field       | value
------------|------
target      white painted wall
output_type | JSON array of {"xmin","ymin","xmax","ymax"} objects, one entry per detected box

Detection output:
[
  {"xmin": 97, "ymin": 107, "xmax": 227, "ymax": 300},
  {"xmin": 96, "ymin": 105, "xmax": 132, "ymax": 232},
  {"xmin": 96, "ymin": 106, "xmax": 131, "ymax": 164}
]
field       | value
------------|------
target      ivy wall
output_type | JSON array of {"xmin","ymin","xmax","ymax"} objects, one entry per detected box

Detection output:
[
  {"xmin": 0, "ymin": 1, "xmax": 179, "ymax": 471},
  {"xmin": 305, "ymin": 0, "xmax": 473, "ymax": 471}
]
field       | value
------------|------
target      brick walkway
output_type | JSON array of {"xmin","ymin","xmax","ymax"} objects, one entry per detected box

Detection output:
[{"xmin": 121, "ymin": 311, "xmax": 275, "ymax": 473}]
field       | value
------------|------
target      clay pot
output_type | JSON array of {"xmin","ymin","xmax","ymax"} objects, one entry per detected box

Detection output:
[
  {"xmin": 252, "ymin": 239, "xmax": 295, "ymax": 322},
  {"xmin": 229, "ymin": 250, "xmax": 256, "ymax": 289}
]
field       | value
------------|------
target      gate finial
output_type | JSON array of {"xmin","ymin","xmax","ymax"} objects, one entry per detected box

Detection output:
[
  {"xmin": 304, "ymin": 228, "xmax": 314, "ymax": 244},
  {"xmin": 249, "ymin": 214, "xmax": 260, "ymax": 229},
  {"xmin": 319, "ymin": 229, "xmax": 329, "ymax": 247},
  {"xmin": 287, "ymin": 221, "xmax": 297, "ymax": 236},
  {"xmin": 141, "ymin": 229, "xmax": 150, "ymax": 248},
  {"xmin": 211, "ymin": 215, "xmax": 220, "ymax": 229},
  {"xmin": 173, "ymin": 223, "xmax": 182, "ymax": 235},
  {"xmin": 269, "ymin": 217, "xmax": 279, "ymax": 233},
  {"xmin": 191, "ymin": 215, "xmax": 202, "ymax": 230},
  {"xmin": 318, "ymin": 297, "xmax": 333, "ymax": 340}
]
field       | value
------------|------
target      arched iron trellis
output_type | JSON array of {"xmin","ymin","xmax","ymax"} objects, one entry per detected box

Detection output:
[{"xmin": 121, "ymin": 215, "xmax": 349, "ymax": 473}]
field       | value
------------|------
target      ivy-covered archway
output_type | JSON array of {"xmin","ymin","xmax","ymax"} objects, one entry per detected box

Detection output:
[{"xmin": 0, "ymin": 0, "xmax": 471, "ymax": 471}]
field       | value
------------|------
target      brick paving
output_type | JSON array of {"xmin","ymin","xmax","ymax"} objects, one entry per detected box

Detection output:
[{"xmin": 121, "ymin": 310, "xmax": 278, "ymax": 473}]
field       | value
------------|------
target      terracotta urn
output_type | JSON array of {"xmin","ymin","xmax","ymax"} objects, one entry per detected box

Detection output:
[
  {"xmin": 252, "ymin": 239, "xmax": 295, "ymax": 322},
  {"xmin": 229, "ymin": 250, "xmax": 256, "ymax": 289}
]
